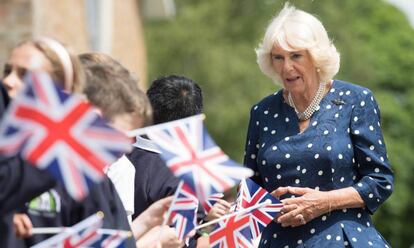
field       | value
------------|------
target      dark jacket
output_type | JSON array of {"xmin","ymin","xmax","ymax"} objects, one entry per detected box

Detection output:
[
  {"xmin": 22, "ymin": 177, "xmax": 136, "ymax": 248},
  {"xmin": 0, "ymin": 157, "xmax": 56, "ymax": 247},
  {"xmin": 0, "ymin": 83, "xmax": 57, "ymax": 247},
  {"xmin": 127, "ymin": 147, "xmax": 205, "ymax": 248},
  {"xmin": 0, "ymin": 81, "xmax": 9, "ymax": 116},
  {"xmin": 127, "ymin": 147, "xmax": 180, "ymax": 219}
]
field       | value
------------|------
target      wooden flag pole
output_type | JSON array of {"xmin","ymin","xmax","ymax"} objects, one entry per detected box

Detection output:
[
  {"xmin": 156, "ymin": 180, "xmax": 185, "ymax": 239},
  {"xmin": 32, "ymin": 227, "xmax": 131, "ymax": 237},
  {"xmin": 32, "ymin": 227, "xmax": 65, "ymax": 234}
]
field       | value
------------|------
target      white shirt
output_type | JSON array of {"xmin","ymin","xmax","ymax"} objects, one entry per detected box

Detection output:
[{"xmin": 106, "ymin": 155, "xmax": 135, "ymax": 222}]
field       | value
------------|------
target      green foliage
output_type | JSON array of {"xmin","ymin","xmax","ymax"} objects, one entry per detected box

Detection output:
[{"xmin": 144, "ymin": 0, "xmax": 414, "ymax": 246}]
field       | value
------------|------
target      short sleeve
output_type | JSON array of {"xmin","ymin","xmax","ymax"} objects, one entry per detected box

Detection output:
[
  {"xmin": 350, "ymin": 89, "xmax": 394, "ymax": 214},
  {"xmin": 243, "ymin": 105, "xmax": 262, "ymax": 186}
]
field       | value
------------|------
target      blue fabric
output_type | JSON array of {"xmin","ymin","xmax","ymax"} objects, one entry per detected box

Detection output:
[{"xmin": 244, "ymin": 80, "xmax": 393, "ymax": 248}]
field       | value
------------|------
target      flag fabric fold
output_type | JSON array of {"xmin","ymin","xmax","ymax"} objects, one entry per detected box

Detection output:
[
  {"xmin": 209, "ymin": 212, "xmax": 254, "ymax": 248},
  {"xmin": 208, "ymin": 178, "xmax": 283, "ymax": 247},
  {"xmin": 236, "ymin": 178, "xmax": 283, "ymax": 239},
  {"xmin": 90, "ymin": 230, "xmax": 131, "ymax": 248},
  {"xmin": 169, "ymin": 182, "xmax": 199, "ymax": 241},
  {"xmin": 202, "ymin": 193, "xmax": 224, "ymax": 215},
  {"xmin": 31, "ymin": 213, "xmax": 103, "ymax": 248},
  {"xmin": 0, "ymin": 72, "xmax": 132, "ymax": 200},
  {"xmin": 134, "ymin": 114, "xmax": 253, "ymax": 202}
]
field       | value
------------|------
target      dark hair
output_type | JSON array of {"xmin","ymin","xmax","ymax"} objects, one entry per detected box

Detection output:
[
  {"xmin": 0, "ymin": 82, "xmax": 10, "ymax": 118},
  {"xmin": 147, "ymin": 75, "xmax": 203, "ymax": 124},
  {"xmin": 82, "ymin": 64, "xmax": 152, "ymax": 126}
]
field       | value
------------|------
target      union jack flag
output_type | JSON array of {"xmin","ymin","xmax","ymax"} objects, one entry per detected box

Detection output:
[
  {"xmin": 236, "ymin": 178, "xmax": 283, "ymax": 239},
  {"xmin": 202, "ymin": 193, "xmax": 224, "ymax": 214},
  {"xmin": 209, "ymin": 212, "xmax": 254, "ymax": 248},
  {"xmin": 32, "ymin": 213, "xmax": 103, "ymax": 248},
  {"xmin": 139, "ymin": 115, "xmax": 253, "ymax": 202},
  {"xmin": 169, "ymin": 182, "xmax": 199, "ymax": 241},
  {"xmin": 0, "ymin": 72, "xmax": 131, "ymax": 200},
  {"xmin": 90, "ymin": 230, "xmax": 131, "ymax": 248}
]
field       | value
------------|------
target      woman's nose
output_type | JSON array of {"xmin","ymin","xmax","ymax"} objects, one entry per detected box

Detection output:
[
  {"xmin": 283, "ymin": 59, "xmax": 294, "ymax": 71},
  {"xmin": 2, "ymin": 72, "xmax": 24, "ymax": 98},
  {"xmin": 2, "ymin": 73, "xmax": 15, "ymax": 90}
]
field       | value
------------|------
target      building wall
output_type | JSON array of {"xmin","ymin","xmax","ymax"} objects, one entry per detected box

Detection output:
[
  {"xmin": 32, "ymin": 0, "xmax": 90, "ymax": 53},
  {"xmin": 112, "ymin": 0, "xmax": 147, "ymax": 88},
  {"xmin": 0, "ymin": 0, "xmax": 147, "ymax": 88},
  {"xmin": 0, "ymin": 0, "xmax": 32, "ymax": 71}
]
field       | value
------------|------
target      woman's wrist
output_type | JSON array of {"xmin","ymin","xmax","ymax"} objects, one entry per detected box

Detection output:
[
  {"xmin": 325, "ymin": 187, "xmax": 364, "ymax": 213},
  {"xmin": 325, "ymin": 191, "xmax": 335, "ymax": 214}
]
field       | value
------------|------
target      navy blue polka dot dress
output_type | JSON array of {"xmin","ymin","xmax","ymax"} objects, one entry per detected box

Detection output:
[{"xmin": 244, "ymin": 80, "xmax": 393, "ymax": 248}]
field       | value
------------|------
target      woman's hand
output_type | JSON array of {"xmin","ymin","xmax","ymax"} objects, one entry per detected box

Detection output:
[
  {"xmin": 204, "ymin": 199, "xmax": 232, "ymax": 221},
  {"xmin": 272, "ymin": 186, "xmax": 365, "ymax": 227},
  {"xmin": 271, "ymin": 187, "xmax": 331, "ymax": 227}
]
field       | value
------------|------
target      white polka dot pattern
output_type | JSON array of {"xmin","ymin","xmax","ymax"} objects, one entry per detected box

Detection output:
[{"xmin": 243, "ymin": 81, "xmax": 393, "ymax": 247}]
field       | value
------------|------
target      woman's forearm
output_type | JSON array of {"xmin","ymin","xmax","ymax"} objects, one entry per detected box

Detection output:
[{"xmin": 328, "ymin": 187, "xmax": 365, "ymax": 212}]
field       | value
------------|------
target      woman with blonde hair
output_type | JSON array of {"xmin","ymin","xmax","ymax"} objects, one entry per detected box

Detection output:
[
  {"xmin": 0, "ymin": 37, "xmax": 86, "ymax": 247},
  {"xmin": 2, "ymin": 38, "xmax": 84, "ymax": 97}
]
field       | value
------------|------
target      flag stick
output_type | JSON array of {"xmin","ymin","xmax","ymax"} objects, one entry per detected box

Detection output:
[
  {"xmin": 156, "ymin": 180, "xmax": 185, "ymax": 239},
  {"xmin": 32, "ymin": 227, "xmax": 131, "ymax": 237},
  {"xmin": 194, "ymin": 199, "xmax": 272, "ymax": 230},
  {"xmin": 98, "ymin": 229, "xmax": 131, "ymax": 237},
  {"xmin": 32, "ymin": 227, "xmax": 66, "ymax": 234}
]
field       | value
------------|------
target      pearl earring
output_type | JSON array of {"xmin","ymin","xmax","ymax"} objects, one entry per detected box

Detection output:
[{"xmin": 316, "ymin": 68, "xmax": 321, "ymax": 73}]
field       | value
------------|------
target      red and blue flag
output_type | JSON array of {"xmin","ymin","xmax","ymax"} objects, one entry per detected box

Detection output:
[
  {"xmin": 202, "ymin": 193, "xmax": 224, "ymax": 214},
  {"xmin": 236, "ymin": 178, "xmax": 283, "ymax": 239},
  {"xmin": 169, "ymin": 182, "xmax": 199, "ymax": 241},
  {"xmin": 0, "ymin": 72, "xmax": 131, "ymax": 200},
  {"xmin": 32, "ymin": 213, "xmax": 103, "ymax": 248},
  {"xmin": 90, "ymin": 230, "xmax": 131, "ymax": 248},
  {"xmin": 209, "ymin": 212, "xmax": 254, "ymax": 248},
  {"xmin": 138, "ymin": 115, "xmax": 253, "ymax": 202}
]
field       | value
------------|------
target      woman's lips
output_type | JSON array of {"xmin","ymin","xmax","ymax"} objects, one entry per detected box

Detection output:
[{"xmin": 285, "ymin": 76, "xmax": 301, "ymax": 83}]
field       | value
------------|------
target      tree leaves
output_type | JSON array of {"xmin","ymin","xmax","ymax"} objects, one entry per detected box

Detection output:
[{"xmin": 144, "ymin": 0, "xmax": 414, "ymax": 246}]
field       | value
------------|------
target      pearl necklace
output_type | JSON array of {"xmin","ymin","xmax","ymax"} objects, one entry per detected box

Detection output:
[{"xmin": 288, "ymin": 81, "xmax": 326, "ymax": 121}]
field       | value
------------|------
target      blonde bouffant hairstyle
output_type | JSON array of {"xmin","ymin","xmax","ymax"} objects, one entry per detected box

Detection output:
[{"xmin": 256, "ymin": 3, "xmax": 340, "ymax": 85}]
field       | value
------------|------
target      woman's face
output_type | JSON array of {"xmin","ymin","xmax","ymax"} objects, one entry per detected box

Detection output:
[
  {"xmin": 270, "ymin": 45, "xmax": 319, "ymax": 95},
  {"xmin": 2, "ymin": 44, "xmax": 53, "ymax": 99}
]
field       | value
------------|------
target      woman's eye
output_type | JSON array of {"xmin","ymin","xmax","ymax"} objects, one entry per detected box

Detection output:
[
  {"xmin": 3, "ymin": 65, "xmax": 11, "ymax": 78},
  {"xmin": 16, "ymin": 67, "xmax": 27, "ymax": 79},
  {"xmin": 271, "ymin": 55, "xmax": 283, "ymax": 61},
  {"xmin": 292, "ymin": 53, "xmax": 302, "ymax": 59}
]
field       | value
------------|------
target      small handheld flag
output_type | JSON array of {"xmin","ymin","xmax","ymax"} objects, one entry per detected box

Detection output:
[
  {"xmin": 31, "ymin": 212, "xmax": 103, "ymax": 248},
  {"xmin": 0, "ymin": 72, "xmax": 131, "ymax": 200},
  {"xmin": 130, "ymin": 115, "xmax": 253, "ymax": 202},
  {"xmin": 236, "ymin": 178, "xmax": 283, "ymax": 239}
]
